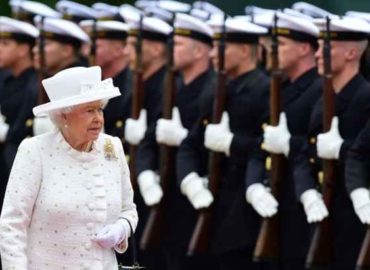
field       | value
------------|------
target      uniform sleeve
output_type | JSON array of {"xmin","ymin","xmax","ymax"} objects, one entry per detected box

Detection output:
[
  {"xmin": 245, "ymin": 138, "xmax": 267, "ymax": 187},
  {"xmin": 345, "ymin": 120, "xmax": 370, "ymax": 193},
  {"xmin": 0, "ymin": 138, "xmax": 42, "ymax": 269},
  {"xmin": 113, "ymin": 137, "xmax": 138, "ymax": 253}
]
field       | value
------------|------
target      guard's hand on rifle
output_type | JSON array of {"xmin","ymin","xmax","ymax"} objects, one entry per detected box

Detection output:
[
  {"xmin": 33, "ymin": 114, "xmax": 55, "ymax": 136},
  {"xmin": 92, "ymin": 219, "xmax": 130, "ymax": 249},
  {"xmin": 350, "ymin": 187, "xmax": 370, "ymax": 224},
  {"xmin": 246, "ymin": 183, "xmax": 278, "ymax": 217},
  {"xmin": 317, "ymin": 116, "xmax": 343, "ymax": 160},
  {"xmin": 181, "ymin": 172, "xmax": 214, "ymax": 209},
  {"xmin": 125, "ymin": 109, "xmax": 147, "ymax": 145},
  {"xmin": 0, "ymin": 111, "xmax": 9, "ymax": 143},
  {"xmin": 156, "ymin": 107, "xmax": 188, "ymax": 146},
  {"xmin": 204, "ymin": 111, "xmax": 233, "ymax": 156},
  {"xmin": 263, "ymin": 112, "xmax": 291, "ymax": 157},
  {"xmin": 300, "ymin": 189, "xmax": 328, "ymax": 223},
  {"xmin": 137, "ymin": 170, "xmax": 163, "ymax": 206}
]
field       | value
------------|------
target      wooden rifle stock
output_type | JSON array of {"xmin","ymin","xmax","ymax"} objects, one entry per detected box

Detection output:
[
  {"xmin": 88, "ymin": 20, "xmax": 97, "ymax": 66},
  {"xmin": 357, "ymin": 228, "xmax": 370, "ymax": 270},
  {"xmin": 187, "ymin": 15, "xmax": 227, "ymax": 256},
  {"xmin": 129, "ymin": 16, "xmax": 144, "ymax": 188},
  {"xmin": 37, "ymin": 17, "xmax": 49, "ymax": 105},
  {"xmin": 140, "ymin": 20, "xmax": 177, "ymax": 250},
  {"xmin": 306, "ymin": 17, "xmax": 335, "ymax": 269},
  {"xmin": 253, "ymin": 14, "xmax": 283, "ymax": 262}
]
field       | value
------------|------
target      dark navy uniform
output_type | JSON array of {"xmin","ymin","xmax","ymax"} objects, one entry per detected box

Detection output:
[
  {"xmin": 0, "ymin": 67, "xmax": 38, "ymax": 212},
  {"xmin": 103, "ymin": 67, "xmax": 132, "ymax": 144},
  {"xmin": 177, "ymin": 68, "xmax": 270, "ymax": 269},
  {"xmin": 291, "ymin": 74, "xmax": 370, "ymax": 270},
  {"xmin": 246, "ymin": 68, "xmax": 322, "ymax": 269}
]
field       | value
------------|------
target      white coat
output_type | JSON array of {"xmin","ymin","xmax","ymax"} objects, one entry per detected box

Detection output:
[{"xmin": 0, "ymin": 130, "xmax": 138, "ymax": 270}]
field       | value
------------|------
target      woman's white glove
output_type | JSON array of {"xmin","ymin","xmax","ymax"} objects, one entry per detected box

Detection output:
[
  {"xmin": 137, "ymin": 170, "xmax": 163, "ymax": 206},
  {"xmin": 263, "ymin": 112, "xmax": 291, "ymax": 157},
  {"xmin": 92, "ymin": 219, "xmax": 129, "ymax": 249},
  {"xmin": 246, "ymin": 183, "xmax": 278, "ymax": 217},
  {"xmin": 0, "ymin": 111, "xmax": 9, "ymax": 142},
  {"xmin": 125, "ymin": 109, "xmax": 147, "ymax": 145},
  {"xmin": 33, "ymin": 115, "xmax": 55, "ymax": 136},
  {"xmin": 350, "ymin": 188, "xmax": 370, "ymax": 224},
  {"xmin": 300, "ymin": 189, "xmax": 329, "ymax": 223},
  {"xmin": 181, "ymin": 172, "xmax": 214, "ymax": 209},
  {"xmin": 317, "ymin": 116, "xmax": 343, "ymax": 160},
  {"xmin": 204, "ymin": 112, "xmax": 233, "ymax": 156},
  {"xmin": 156, "ymin": 107, "xmax": 188, "ymax": 146}
]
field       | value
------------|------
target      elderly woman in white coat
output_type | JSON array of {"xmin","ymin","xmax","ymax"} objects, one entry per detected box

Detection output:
[{"xmin": 0, "ymin": 66, "xmax": 138, "ymax": 270}]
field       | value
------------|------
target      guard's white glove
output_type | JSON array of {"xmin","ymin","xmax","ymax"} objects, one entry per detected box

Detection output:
[
  {"xmin": 204, "ymin": 111, "xmax": 234, "ymax": 156},
  {"xmin": 263, "ymin": 112, "xmax": 291, "ymax": 157},
  {"xmin": 33, "ymin": 114, "xmax": 55, "ymax": 136},
  {"xmin": 156, "ymin": 107, "xmax": 188, "ymax": 146},
  {"xmin": 125, "ymin": 109, "xmax": 147, "ymax": 145},
  {"xmin": 180, "ymin": 172, "xmax": 214, "ymax": 209},
  {"xmin": 317, "ymin": 116, "xmax": 343, "ymax": 160},
  {"xmin": 137, "ymin": 170, "xmax": 163, "ymax": 206},
  {"xmin": 92, "ymin": 219, "xmax": 129, "ymax": 249},
  {"xmin": 350, "ymin": 187, "xmax": 370, "ymax": 224},
  {"xmin": 300, "ymin": 189, "xmax": 329, "ymax": 223},
  {"xmin": 246, "ymin": 183, "xmax": 278, "ymax": 217},
  {"xmin": 0, "ymin": 111, "xmax": 9, "ymax": 142}
]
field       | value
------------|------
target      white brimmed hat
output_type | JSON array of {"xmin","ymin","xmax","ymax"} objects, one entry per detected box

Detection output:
[
  {"xmin": 0, "ymin": 16, "xmax": 39, "ymax": 43},
  {"xmin": 9, "ymin": 0, "xmax": 60, "ymax": 21},
  {"xmin": 174, "ymin": 13, "xmax": 213, "ymax": 45},
  {"xmin": 33, "ymin": 66, "xmax": 120, "ymax": 116},
  {"xmin": 291, "ymin": 2, "xmax": 335, "ymax": 18}
]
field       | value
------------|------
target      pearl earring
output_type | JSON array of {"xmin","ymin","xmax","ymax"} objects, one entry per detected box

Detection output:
[{"xmin": 64, "ymin": 124, "xmax": 68, "ymax": 129}]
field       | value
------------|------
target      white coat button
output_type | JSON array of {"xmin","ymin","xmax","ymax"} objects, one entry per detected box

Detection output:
[
  {"xmin": 84, "ymin": 242, "xmax": 92, "ymax": 250},
  {"xmin": 88, "ymin": 203, "xmax": 95, "ymax": 211},
  {"xmin": 86, "ymin": 223, "xmax": 94, "ymax": 230}
]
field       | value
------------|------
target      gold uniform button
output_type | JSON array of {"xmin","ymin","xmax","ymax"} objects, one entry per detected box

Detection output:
[
  {"xmin": 309, "ymin": 158, "xmax": 315, "ymax": 164},
  {"xmin": 261, "ymin": 143, "xmax": 266, "ymax": 150},
  {"xmin": 262, "ymin": 123, "xmax": 268, "ymax": 130},
  {"xmin": 25, "ymin": 118, "xmax": 33, "ymax": 127},
  {"xmin": 318, "ymin": 171, "xmax": 324, "ymax": 185},
  {"xmin": 203, "ymin": 118, "xmax": 209, "ymax": 126},
  {"xmin": 115, "ymin": 120, "xmax": 123, "ymax": 128},
  {"xmin": 265, "ymin": 156, "xmax": 271, "ymax": 171},
  {"xmin": 309, "ymin": 137, "xmax": 316, "ymax": 144}
]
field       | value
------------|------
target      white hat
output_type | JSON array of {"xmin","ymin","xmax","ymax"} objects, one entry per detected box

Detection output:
[
  {"xmin": 0, "ymin": 16, "xmax": 39, "ymax": 42},
  {"xmin": 134, "ymin": 0, "xmax": 191, "ymax": 13},
  {"xmin": 120, "ymin": 6, "xmax": 172, "ymax": 42},
  {"xmin": 192, "ymin": 1, "xmax": 223, "ymax": 15},
  {"xmin": 190, "ymin": 8, "xmax": 211, "ymax": 21},
  {"xmin": 283, "ymin": 8, "xmax": 314, "ymax": 21},
  {"xmin": 292, "ymin": 2, "xmax": 334, "ymax": 18},
  {"xmin": 253, "ymin": 11, "xmax": 274, "ymax": 29},
  {"xmin": 174, "ymin": 13, "xmax": 213, "ymax": 45},
  {"xmin": 33, "ymin": 66, "xmax": 120, "ymax": 116},
  {"xmin": 144, "ymin": 6, "xmax": 173, "ymax": 23},
  {"xmin": 79, "ymin": 20, "xmax": 129, "ymax": 40},
  {"xmin": 134, "ymin": 0, "xmax": 158, "ymax": 10},
  {"xmin": 56, "ymin": 0, "xmax": 98, "ymax": 22},
  {"xmin": 92, "ymin": 3, "xmax": 120, "ymax": 20},
  {"xmin": 9, "ymin": 0, "xmax": 60, "ymax": 21},
  {"xmin": 315, "ymin": 16, "xmax": 370, "ymax": 41},
  {"xmin": 245, "ymin": 5, "xmax": 274, "ymax": 16},
  {"xmin": 119, "ymin": 4, "xmax": 144, "ymax": 23},
  {"xmin": 34, "ymin": 16, "xmax": 90, "ymax": 45},
  {"xmin": 345, "ymin": 11, "xmax": 370, "ymax": 23},
  {"xmin": 274, "ymin": 12, "xmax": 319, "ymax": 47},
  {"xmin": 208, "ymin": 17, "xmax": 267, "ymax": 43}
]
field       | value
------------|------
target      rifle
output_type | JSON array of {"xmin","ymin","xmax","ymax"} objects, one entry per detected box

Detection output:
[
  {"xmin": 357, "ymin": 229, "xmax": 370, "ymax": 270},
  {"xmin": 128, "ymin": 16, "xmax": 144, "ymax": 188},
  {"xmin": 187, "ymin": 14, "xmax": 227, "ymax": 256},
  {"xmin": 37, "ymin": 16, "xmax": 49, "ymax": 105},
  {"xmin": 253, "ymin": 13, "xmax": 284, "ymax": 262},
  {"xmin": 89, "ymin": 19, "xmax": 97, "ymax": 66},
  {"xmin": 140, "ymin": 14, "xmax": 176, "ymax": 250},
  {"xmin": 305, "ymin": 16, "xmax": 335, "ymax": 269}
]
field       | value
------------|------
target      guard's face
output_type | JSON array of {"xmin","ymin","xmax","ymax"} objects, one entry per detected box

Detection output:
[
  {"xmin": 33, "ymin": 39, "xmax": 70, "ymax": 72},
  {"xmin": 96, "ymin": 38, "xmax": 127, "ymax": 70},
  {"xmin": 315, "ymin": 40, "xmax": 346, "ymax": 76},
  {"xmin": 124, "ymin": 36, "xmax": 137, "ymax": 70},
  {"xmin": 0, "ymin": 38, "xmax": 22, "ymax": 69},
  {"xmin": 278, "ymin": 36, "xmax": 302, "ymax": 76},
  {"xmin": 173, "ymin": 35, "xmax": 197, "ymax": 71},
  {"xmin": 63, "ymin": 100, "xmax": 105, "ymax": 145},
  {"xmin": 210, "ymin": 40, "xmax": 245, "ymax": 78},
  {"xmin": 259, "ymin": 36, "xmax": 272, "ymax": 71}
]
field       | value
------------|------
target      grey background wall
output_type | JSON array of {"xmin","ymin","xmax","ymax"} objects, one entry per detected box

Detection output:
[{"xmin": 2, "ymin": 0, "xmax": 370, "ymax": 17}]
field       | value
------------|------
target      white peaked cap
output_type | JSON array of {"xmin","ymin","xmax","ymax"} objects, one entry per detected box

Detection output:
[
  {"xmin": 10, "ymin": 0, "xmax": 60, "ymax": 18},
  {"xmin": 192, "ymin": 1, "xmax": 223, "ymax": 15},
  {"xmin": 56, "ymin": 0, "xmax": 98, "ymax": 20},
  {"xmin": 144, "ymin": 6, "xmax": 173, "ymax": 23},
  {"xmin": 292, "ymin": 2, "xmax": 334, "ymax": 18},
  {"xmin": 92, "ymin": 3, "xmax": 120, "ymax": 18},
  {"xmin": 174, "ymin": 13, "xmax": 213, "ymax": 45},
  {"xmin": 33, "ymin": 66, "xmax": 120, "ymax": 116},
  {"xmin": 119, "ymin": 4, "xmax": 144, "ymax": 23},
  {"xmin": 156, "ymin": 1, "xmax": 191, "ymax": 13},
  {"xmin": 79, "ymin": 20, "xmax": 129, "ymax": 40},
  {"xmin": 276, "ymin": 11, "xmax": 319, "ymax": 37},
  {"xmin": 245, "ymin": 5, "xmax": 274, "ymax": 15},
  {"xmin": 0, "ymin": 16, "xmax": 39, "ymax": 38},
  {"xmin": 34, "ymin": 16, "xmax": 90, "ymax": 43},
  {"xmin": 346, "ymin": 11, "xmax": 370, "ymax": 23},
  {"xmin": 283, "ymin": 8, "xmax": 314, "ymax": 21},
  {"xmin": 190, "ymin": 8, "xmax": 211, "ymax": 21}
]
